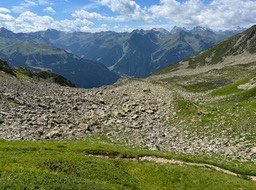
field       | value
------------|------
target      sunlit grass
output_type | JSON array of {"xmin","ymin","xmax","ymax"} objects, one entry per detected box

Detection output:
[{"xmin": 0, "ymin": 139, "xmax": 256, "ymax": 189}]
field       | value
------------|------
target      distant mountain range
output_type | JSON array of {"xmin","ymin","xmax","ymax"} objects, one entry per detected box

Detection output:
[
  {"xmin": 0, "ymin": 28, "xmax": 119, "ymax": 88},
  {"xmin": 30, "ymin": 26, "xmax": 245, "ymax": 77},
  {"xmin": 0, "ymin": 26, "xmax": 245, "ymax": 88}
]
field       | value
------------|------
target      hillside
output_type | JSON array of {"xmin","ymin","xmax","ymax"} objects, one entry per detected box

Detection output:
[
  {"xmin": 1, "ymin": 25, "xmax": 256, "ymax": 188},
  {"xmin": 155, "ymin": 24, "xmax": 256, "ymax": 75},
  {"xmin": 1, "ymin": 60, "xmax": 256, "ymax": 188},
  {"xmin": 0, "ymin": 59, "xmax": 74, "ymax": 87},
  {"xmin": 0, "ymin": 28, "xmax": 119, "ymax": 88},
  {"xmin": 1, "ymin": 25, "xmax": 256, "ymax": 159},
  {"xmin": 147, "ymin": 24, "xmax": 256, "ymax": 159},
  {"xmin": 31, "ymin": 26, "xmax": 242, "ymax": 77}
]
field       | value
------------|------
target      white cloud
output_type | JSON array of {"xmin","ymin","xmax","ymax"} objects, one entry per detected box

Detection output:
[
  {"xmin": 0, "ymin": 13, "xmax": 14, "ymax": 22},
  {"xmin": 3, "ymin": 0, "xmax": 256, "ymax": 33},
  {"xmin": 80, "ymin": 24, "xmax": 109, "ymax": 33},
  {"xmin": 38, "ymin": 0, "xmax": 53, "ymax": 6},
  {"xmin": 52, "ymin": 19, "xmax": 94, "ymax": 32},
  {"xmin": 15, "ymin": 11, "xmax": 54, "ymax": 32},
  {"xmin": 72, "ymin": 10, "xmax": 109, "ymax": 20},
  {"xmin": 113, "ymin": 24, "xmax": 138, "ymax": 32},
  {"xmin": 0, "ymin": 11, "xmax": 93, "ymax": 33},
  {"xmin": 44, "ymin": 6, "xmax": 56, "ymax": 14},
  {"xmin": 148, "ymin": 0, "xmax": 256, "ymax": 29},
  {"xmin": 0, "ymin": 8, "xmax": 11, "ymax": 13},
  {"xmin": 12, "ymin": 6, "xmax": 28, "ymax": 13},
  {"xmin": 12, "ymin": 0, "xmax": 38, "ymax": 13},
  {"xmin": 82, "ymin": 3, "xmax": 99, "ymax": 11},
  {"xmin": 99, "ymin": 0, "xmax": 150, "ymax": 22},
  {"xmin": 22, "ymin": 0, "xmax": 38, "ymax": 7}
]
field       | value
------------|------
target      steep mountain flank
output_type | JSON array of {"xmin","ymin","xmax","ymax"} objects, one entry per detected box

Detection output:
[
  {"xmin": 186, "ymin": 25, "xmax": 256, "ymax": 68},
  {"xmin": 0, "ymin": 59, "xmax": 16, "ymax": 76},
  {"xmin": 151, "ymin": 25, "xmax": 256, "ymax": 79},
  {"xmin": 113, "ymin": 30, "xmax": 159, "ymax": 77},
  {"xmin": 0, "ymin": 59, "xmax": 74, "ymax": 87}
]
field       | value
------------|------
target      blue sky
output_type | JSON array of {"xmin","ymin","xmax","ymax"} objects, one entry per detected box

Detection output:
[{"xmin": 0, "ymin": 0, "xmax": 255, "ymax": 32}]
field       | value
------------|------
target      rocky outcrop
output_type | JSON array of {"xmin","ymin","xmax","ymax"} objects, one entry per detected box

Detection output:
[{"xmin": 238, "ymin": 77, "xmax": 256, "ymax": 90}]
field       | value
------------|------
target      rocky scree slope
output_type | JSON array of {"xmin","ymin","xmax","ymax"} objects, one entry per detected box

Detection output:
[{"xmin": 0, "ymin": 75, "xmax": 255, "ymax": 162}]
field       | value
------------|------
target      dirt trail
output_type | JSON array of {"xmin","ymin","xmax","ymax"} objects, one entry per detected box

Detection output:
[
  {"xmin": 88, "ymin": 154, "xmax": 256, "ymax": 182},
  {"xmin": 140, "ymin": 156, "xmax": 256, "ymax": 181}
]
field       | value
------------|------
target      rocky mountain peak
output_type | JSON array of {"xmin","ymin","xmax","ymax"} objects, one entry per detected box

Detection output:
[
  {"xmin": 190, "ymin": 26, "xmax": 216, "ymax": 37},
  {"xmin": 0, "ymin": 27, "xmax": 15, "ymax": 38},
  {"xmin": 40, "ymin": 29, "xmax": 62, "ymax": 40},
  {"xmin": 170, "ymin": 26, "xmax": 188, "ymax": 34},
  {"xmin": 230, "ymin": 26, "xmax": 246, "ymax": 31},
  {"xmin": 151, "ymin": 28, "xmax": 170, "ymax": 34},
  {"xmin": 235, "ymin": 24, "xmax": 256, "ymax": 53},
  {"xmin": 191, "ymin": 26, "xmax": 214, "ymax": 32}
]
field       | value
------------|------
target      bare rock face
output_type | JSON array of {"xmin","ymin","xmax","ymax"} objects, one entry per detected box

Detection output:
[{"xmin": 0, "ymin": 77, "xmax": 255, "ymax": 162}]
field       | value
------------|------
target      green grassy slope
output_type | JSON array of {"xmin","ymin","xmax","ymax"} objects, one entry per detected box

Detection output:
[
  {"xmin": 150, "ymin": 25, "xmax": 256, "ymax": 144},
  {"xmin": 156, "ymin": 61, "xmax": 256, "ymax": 142},
  {"xmin": 0, "ymin": 59, "xmax": 75, "ymax": 87},
  {"xmin": 156, "ymin": 25, "xmax": 256, "ymax": 71},
  {"xmin": 187, "ymin": 25, "xmax": 256, "ymax": 68},
  {"xmin": 0, "ymin": 140, "xmax": 255, "ymax": 190}
]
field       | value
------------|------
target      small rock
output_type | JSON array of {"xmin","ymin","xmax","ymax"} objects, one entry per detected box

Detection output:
[
  {"xmin": 129, "ymin": 124, "xmax": 142, "ymax": 129},
  {"xmin": 45, "ymin": 130, "xmax": 62, "ymax": 139},
  {"xmin": 38, "ymin": 103, "xmax": 48, "ymax": 108},
  {"xmin": 251, "ymin": 147, "xmax": 256, "ymax": 154},
  {"xmin": 146, "ymin": 110, "xmax": 154, "ymax": 114},
  {"xmin": 113, "ymin": 110, "xmax": 126, "ymax": 117},
  {"xmin": 49, "ymin": 109, "xmax": 56, "ymax": 113},
  {"xmin": 15, "ymin": 98, "xmax": 25, "ymax": 105},
  {"xmin": 78, "ymin": 123, "xmax": 89, "ymax": 131},
  {"xmin": 72, "ymin": 106, "xmax": 79, "ymax": 110},
  {"xmin": 0, "ymin": 116, "xmax": 4, "ymax": 124},
  {"xmin": 132, "ymin": 114, "xmax": 139, "ymax": 120},
  {"xmin": 123, "ymin": 108, "xmax": 132, "ymax": 113},
  {"xmin": 197, "ymin": 111, "xmax": 204, "ymax": 115},
  {"xmin": 99, "ymin": 99, "xmax": 105, "ymax": 104},
  {"xmin": 143, "ymin": 88, "xmax": 151, "ymax": 93}
]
